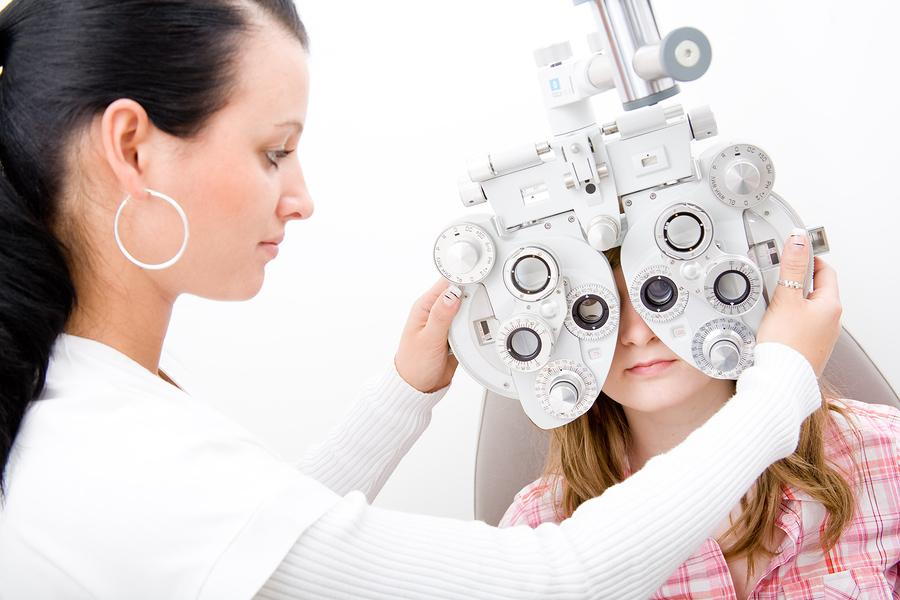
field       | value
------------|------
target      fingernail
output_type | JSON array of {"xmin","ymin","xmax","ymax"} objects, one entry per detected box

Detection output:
[
  {"xmin": 789, "ymin": 227, "xmax": 807, "ymax": 247},
  {"xmin": 442, "ymin": 285, "xmax": 462, "ymax": 305}
]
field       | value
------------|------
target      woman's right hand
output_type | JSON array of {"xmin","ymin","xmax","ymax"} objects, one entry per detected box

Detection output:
[{"xmin": 756, "ymin": 228, "xmax": 842, "ymax": 377}]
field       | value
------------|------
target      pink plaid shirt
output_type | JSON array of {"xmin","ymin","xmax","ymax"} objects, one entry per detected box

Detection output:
[{"xmin": 499, "ymin": 399, "xmax": 899, "ymax": 599}]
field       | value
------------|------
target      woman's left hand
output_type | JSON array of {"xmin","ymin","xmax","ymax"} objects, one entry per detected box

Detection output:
[{"xmin": 394, "ymin": 279, "xmax": 462, "ymax": 393}]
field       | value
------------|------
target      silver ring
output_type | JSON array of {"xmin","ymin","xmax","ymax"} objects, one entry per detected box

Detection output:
[{"xmin": 777, "ymin": 279, "xmax": 803, "ymax": 290}]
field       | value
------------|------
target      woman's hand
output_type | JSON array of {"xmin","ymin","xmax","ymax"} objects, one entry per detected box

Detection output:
[
  {"xmin": 756, "ymin": 228, "xmax": 842, "ymax": 377},
  {"xmin": 394, "ymin": 279, "xmax": 462, "ymax": 393}
]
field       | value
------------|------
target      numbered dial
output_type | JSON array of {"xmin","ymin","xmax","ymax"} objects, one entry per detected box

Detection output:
[
  {"xmin": 495, "ymin": 315, "xmax": 554, "ymax": 372},
  {"xmin": 691, "ymin": 318, "xmax": 755, "ymax": 378},
  {"xmin": 503, "ymin": 247, "xmax": 560, "ymax": 302},
  {"xmin": 433, "ymin": 223, "xmax": 496, "ymax": 285},
  {"xmin": 629, "ymin": 265, "xmax": 689, "ymax": 323},
  {"xmin": 709, "ymin": 144, "xmax": 775, "ymax": 209},
  {"xmin": 534, "ymin": 359, "xmax": 598, "ymax": 420},
  {"xmin": 704, "ymin": 258, "xmax": 763, "ymax": 316},
  {"xmin": 565, "ymin": 283, "xmax": 619, "ymax": 341}
]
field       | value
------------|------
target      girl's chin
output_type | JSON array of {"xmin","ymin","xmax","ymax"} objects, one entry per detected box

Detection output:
[{"xmin": 611, "ymin": 390, "xmax": 694, "ymax": 415}]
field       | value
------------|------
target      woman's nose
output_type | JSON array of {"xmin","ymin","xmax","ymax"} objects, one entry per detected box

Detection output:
[
  {"xmin": 278, "ymin": 167, "xmax": 314, "ymax": 221},
  {"xmin": 277, "ymin": 189, "xmax": 314, "ymax": 221},
  {"xmin": 618, "ymin": 293, "xmax": 657, "ymax": 347}
]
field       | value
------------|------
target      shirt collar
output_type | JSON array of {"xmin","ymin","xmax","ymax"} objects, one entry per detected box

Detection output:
[{"xmin": 45, "ymin": 333, "xmax": 187, "ymax": 400}]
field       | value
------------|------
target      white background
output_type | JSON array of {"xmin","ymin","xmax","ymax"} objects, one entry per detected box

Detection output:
[{"xmin": 164, "ymin": 0, "xmax": 899, "ymax": 520}]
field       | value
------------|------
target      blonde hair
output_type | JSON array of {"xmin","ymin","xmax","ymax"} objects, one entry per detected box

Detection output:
[{"xmin": 546, "ymin": 246, "xmax": 859, "ymax": 572}]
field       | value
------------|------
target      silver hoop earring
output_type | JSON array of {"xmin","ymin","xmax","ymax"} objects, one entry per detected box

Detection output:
[{"xmin": 114, "ymin": 188, "xmax": 190, "ymax": 271}]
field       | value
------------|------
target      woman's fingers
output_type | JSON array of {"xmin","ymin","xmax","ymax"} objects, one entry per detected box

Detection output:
[
  {"xmin": 756, "ymin": 230, "xmax": 843, "ymax": 376},
  {"xmin": 395, "ymin": 279, "xmax": 462, "ymax": 393},
  {"xmin": 423, "ymin": 284, "xmax": 461, "ymax": 344},
  {"xmin": 806, "ymin": 257, "xmax": 840, "ymax": 304},
  {"xmin": 405, "ymin": 279, "xmax": 455, "ymax": 333},
  {"xmin": 769, "ymin": 228, "xmax": 811, "ymax": 305}
]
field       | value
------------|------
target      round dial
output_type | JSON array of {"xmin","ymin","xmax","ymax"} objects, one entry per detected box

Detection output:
[
  {"xmin": 565, "ymin": 283, "xmax": 619, "ymax": 341},
  {"xmin": 495, "ymin": 315, "xmax": 554, "ymax": 372},
  {"xmin": 433, "ymin": 223, "xmax": 495, "ymax": 285},
  {"xmin": 690, "ymin": 318, "xmax": 755, "ymax": 378},
  {"xmin": 704, "ymin": 258, "xmax": 763, "ymax": 316},
  {"xmin": 534, "ymin": 359, "xmax": 598, "ymax": 420},
  {"xmin": 709, "ymin": 144, "xmax": 775, "ymax": 209}
]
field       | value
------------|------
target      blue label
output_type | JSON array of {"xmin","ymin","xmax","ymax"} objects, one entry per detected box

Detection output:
[{"xmin": 550, "ymin": 78, "xmax": 561, "ymax": 92}]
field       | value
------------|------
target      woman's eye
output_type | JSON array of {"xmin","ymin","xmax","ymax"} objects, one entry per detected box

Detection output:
[{"xmin": 266, "ymin": 148, "xmax": 295, "ymax": 167}]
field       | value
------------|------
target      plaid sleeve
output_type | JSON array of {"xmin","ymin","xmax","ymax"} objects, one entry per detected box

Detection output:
[{"xmin": 498, "ymin": 477, "xmax": 564, "ymax": 528}]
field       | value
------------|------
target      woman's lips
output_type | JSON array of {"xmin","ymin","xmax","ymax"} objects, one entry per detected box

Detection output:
[
  {"xmin": 259, "ymin": 242, "xmax": 280, "ymax": 259},
  {"xmin": 626, "ymin": 359, "xmax": 677, "ymax": 376}
]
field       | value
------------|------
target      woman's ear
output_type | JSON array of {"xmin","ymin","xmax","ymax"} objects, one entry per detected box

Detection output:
[{"xmin": 99, "ymin": 98, "xmax": 153, "ymax": 202}]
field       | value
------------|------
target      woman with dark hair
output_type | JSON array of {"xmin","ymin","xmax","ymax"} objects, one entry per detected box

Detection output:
[{"xmin": 0, "ymin": 1, "xmax": 844, "ymax": 598}]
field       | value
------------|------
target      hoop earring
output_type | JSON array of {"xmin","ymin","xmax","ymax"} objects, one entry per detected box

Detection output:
[{"xmin": 114, "ymin": 188, "xmax": 190, "ymax": 271}]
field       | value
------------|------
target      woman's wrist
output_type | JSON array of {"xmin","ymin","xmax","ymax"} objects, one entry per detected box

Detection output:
[
  {"xmin": 737, "ymin": 342, "xmax": 822, "ymax": 455},
  {"xmin": 392, "ymin": 358, "xmax": 451, "ymax": 397}
]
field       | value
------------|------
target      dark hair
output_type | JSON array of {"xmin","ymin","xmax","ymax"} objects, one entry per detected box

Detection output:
[{"xmin": 0, "ymin": 0, "xmax": 308, "ymax": 498}]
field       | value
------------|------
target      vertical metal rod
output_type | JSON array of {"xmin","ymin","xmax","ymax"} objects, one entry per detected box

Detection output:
[{"xmin": 590, "ymin": 0, "xmax": 679, "ymax": 110}]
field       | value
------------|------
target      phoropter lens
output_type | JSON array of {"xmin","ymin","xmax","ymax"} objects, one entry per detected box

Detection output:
[
  {"xmin": 511, "ymin": 255, "xmax": 551, "ymax": 294},
  {"xmin": 572, "ymin": 295, "xmax": 609, "ymax": 330},
  {"xmin": 640, "ymin": 276, "xmax": 678, "ymax": 312},
  {"xmin": 713, "ymin": 270, "xmax": 751, "ymax": 305},
  {"xmin": 506, "ymin": 327, "xmax": 542, "ymax": 362}
]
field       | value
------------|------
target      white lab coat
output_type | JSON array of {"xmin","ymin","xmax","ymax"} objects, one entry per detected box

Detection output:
[{"xmin": 0, "ymin": 334, "xmax": 339, "ymax": 599}]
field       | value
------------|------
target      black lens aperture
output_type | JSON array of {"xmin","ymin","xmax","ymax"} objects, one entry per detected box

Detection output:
[
  {"xmin": 572, "ymin": 294, "xmax": 609, "ymax": 330},
  {"xmin": 640, "ymin": 276, "xmax": 678, "ymax": 313},
  {"xmin": 714, "ymin": 270, "xmax": 751, "ymax": 305}
]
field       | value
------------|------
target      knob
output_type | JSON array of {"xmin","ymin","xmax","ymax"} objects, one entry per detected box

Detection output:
[
  {"xmin": 709, "ymin": 339, "xmax": 740, "ymax": 372},
  {"xmin": 534, "ymin": 359, "xmax": 599, "ymax": 420},
  {"xmin": 458, "ymin": 179, "xmax": 487, "ymax": 207},
  {"xmin": 434, "ymin": 223, "xmax": 496, "ymax": 285},
  {"xmin": 549, "ymin": 381, "xmax": 579, "ymax": 407},
  {"xmin": 539, "ymin": 300, "xmax": 559, "ymax": 319},
  {"xmin": 687, "ymin": 105, "xmax": 717, "ymax": 140},
  {"xmin": 709, "ymin": 144, "xmax": 776, "ymax": 209},
  {"xmin": 534, "ymin": 41, "xmax": 573, "ymax": 67},
  {"xmin": 691, "ymin": 318, "xmax": 755, "ymax": 378},
  {"xmin": 681, "ymin": 262, "xmax": 703, "ymax": 280},
  {"xmin": 587, "ymin": 216, "xmax": 620, "ymax": 251},
  {"xmin": 725, "ymin": 161, "xmax": 761, "ymax": 196},
  {"xmin": 659, "ymin": 27, "xmax": 712, "ymax": 81},
  {"xmin": 444, "ymin": 241, "xmax": 479, "ymax": 275}
]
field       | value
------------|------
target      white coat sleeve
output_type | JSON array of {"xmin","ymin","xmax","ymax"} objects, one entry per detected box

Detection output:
[
  {"xmin": 297, "ymin": 367, "xmax": 448, "ymax": 501},
  {"xmin": 257, "ymin": 343, "xmax": 821, "ymax": 599}
]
